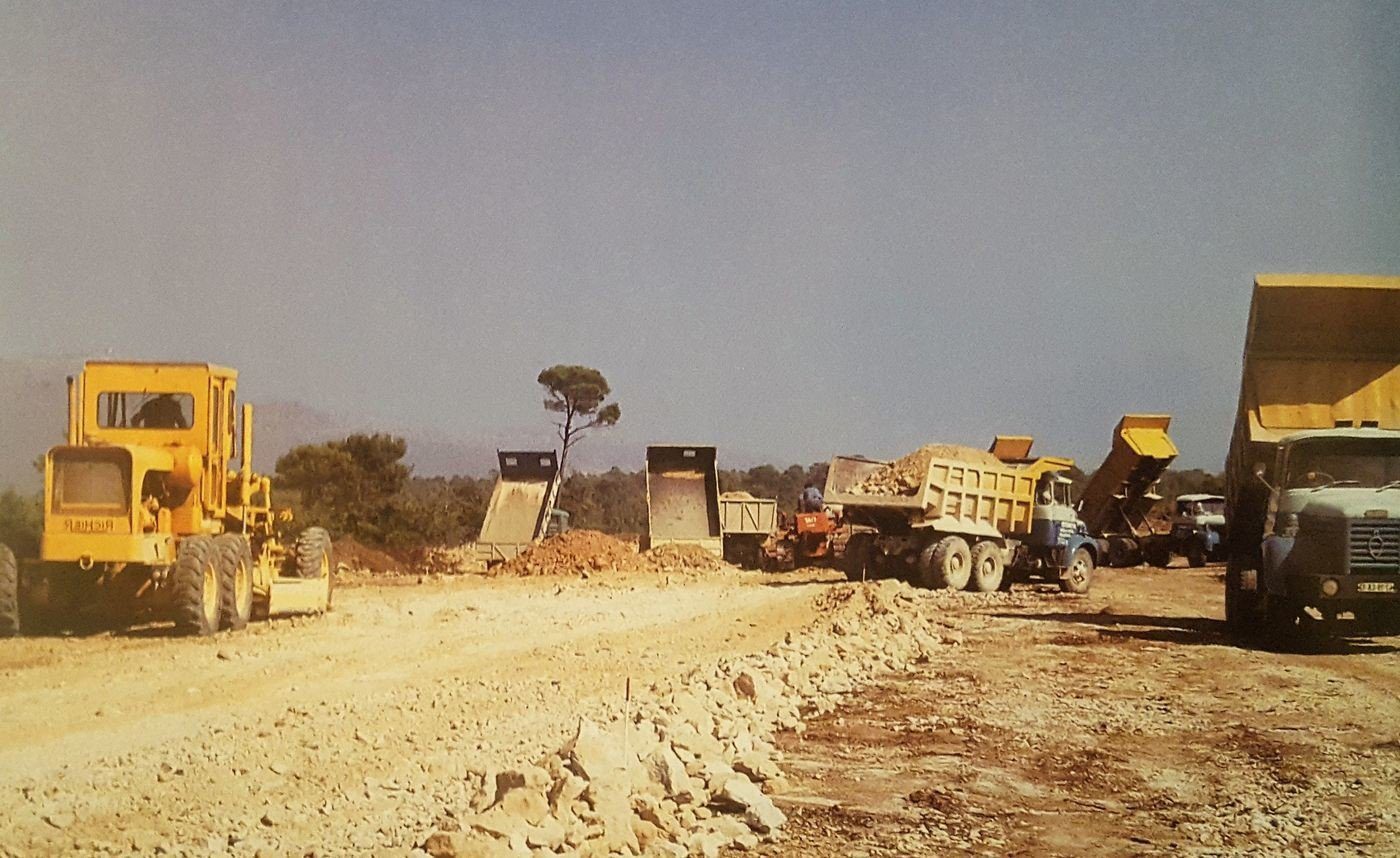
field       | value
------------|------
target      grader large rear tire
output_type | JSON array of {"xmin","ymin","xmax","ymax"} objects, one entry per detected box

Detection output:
[
  {"xmin": 172, "ymin": 536, "xmax": 220, "ymax": 636},
  {"xmin": 215, "ymin": 534, "xmax": 254, "ymax": 632},
  {"xmin": 967, "ymin": 541, "xmax": 1005, "ymax": 593},
  {"xmin": 0, "ymin": 544, "xmax": 18, "ymax": 638},
  {"xmin": 293, "ymin": 527, "xmax": 335, "ymax": 611},
  {"xmin": 921, "ymin": 536, "xmax": 971, "ymax": 590}
]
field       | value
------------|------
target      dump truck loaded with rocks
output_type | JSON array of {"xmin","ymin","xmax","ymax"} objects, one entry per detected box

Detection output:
[{"xmin": 825, "ymin": 439, "xmax": 1097, "ymax": 593}]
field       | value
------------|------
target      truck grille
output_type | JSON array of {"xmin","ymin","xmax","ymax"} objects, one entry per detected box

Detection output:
[{"xmin": 1350, "ymin": 520, "xmax": 1400, "ymax": 574}]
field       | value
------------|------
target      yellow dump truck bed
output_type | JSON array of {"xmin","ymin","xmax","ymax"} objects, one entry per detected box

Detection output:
[
  {"xmin": 1238, "ymin": 274, "xmax": 1400, "ymax": 440},
  {"xmin": 825, "ymin": 452, "xmax": 1073, "ymax": 539},
  {"xmin": 1078, "ymin": 415, "xmax": 1179, "ymax": 538}
]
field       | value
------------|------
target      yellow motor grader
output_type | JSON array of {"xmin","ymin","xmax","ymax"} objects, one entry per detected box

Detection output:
[{"xmin": 0, "ymin": 361, "xmax": 332, "ymax": 636}]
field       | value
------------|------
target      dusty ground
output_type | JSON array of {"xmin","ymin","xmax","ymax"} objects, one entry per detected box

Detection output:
[
  {"xmin": 1, "ymin": 564, "xmax": 1397, "ymax": 856},
  {"xmin": 0, "ymin": 569, "xmax": 839, "ymax": 856},
  {"xmin": 760, "ymin": 566, "xmax": 1400, "ymax": 857}
]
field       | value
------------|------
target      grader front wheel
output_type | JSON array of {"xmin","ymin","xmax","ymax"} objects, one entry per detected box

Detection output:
[
  {"xmin": 294, "ymin": 527, "xmax": 335, "ymax": 611},
  {"xmin": 172, "ymin": 536, "xmax": 221, "ymax": 636}
]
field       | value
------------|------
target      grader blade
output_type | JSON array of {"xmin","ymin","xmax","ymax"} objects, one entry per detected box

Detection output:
[{"xmin": 267, "ymin": 575, "xmax": 330, "ymax": 617}]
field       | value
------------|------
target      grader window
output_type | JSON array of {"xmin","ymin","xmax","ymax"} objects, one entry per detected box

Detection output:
[{"xmin": 97, "ymin": 392, "xmax": 194, "ymax": 430}]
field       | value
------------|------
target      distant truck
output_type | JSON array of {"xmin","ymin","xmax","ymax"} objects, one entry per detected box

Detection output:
[
  {"xmin": 1224, "ymin": 274, "xmax": 1400, "ymax": 644},
  {"xmin": 474, "ymin": 451, "xmax": 562, "ymax": 569},
  {"xmin": 1165, "ymin": 494, "xmax": 1227, "ymax": 568},
  {"xmin": 643, "ymin": 445, "xmax": 723, "ymax": 557},
  {"xmin": 824, "ymin": 438, "xmax": 1097, "ymax": 593}
]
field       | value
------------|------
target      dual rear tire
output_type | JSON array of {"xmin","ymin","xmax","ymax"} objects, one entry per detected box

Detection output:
[{"xmin": 173, "ymin": 534, "xmax": 257, "ymax": 635}]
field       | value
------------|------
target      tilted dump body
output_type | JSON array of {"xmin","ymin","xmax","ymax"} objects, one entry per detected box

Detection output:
[
  {"xmin": 644, "ymin": 445, "xmax": 722, "ymax": 556},
  {"xmin": 825, "ymin": 452, "xmax": 1073, "ymax": 539},
  {"xmin": 1226, "ymin": 275, "xmax": 1400, "ymax": 549},
  {"xmin": 475, "ymin": 451, "xmax": 561, "ymax": 567},
  {"xmin": 1078, "ymin": 415, "xmax": 1179, "ymax": 539}
]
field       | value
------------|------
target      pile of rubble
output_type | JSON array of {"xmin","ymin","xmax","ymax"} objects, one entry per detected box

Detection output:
[
  {"xmin": 418, "ymin": 579, "xmax": 976, "ymax": 857},
  {"xmin": 849, "ymin": 444, "xmax": 1003, "ymax": 496},
  {"xmin": 494, "ymin": 532, "xmax": 639, "ymax": 577},
  {"xmin": 494, "ymin": 532, "xmax": 737, "ymax": 579},
  {"xmin": 636, "ymin": 544, "xmax": 729, "ymax": 574}
]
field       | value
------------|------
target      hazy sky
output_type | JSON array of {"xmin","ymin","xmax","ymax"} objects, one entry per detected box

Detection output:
[{"xmin": 3, "ymin": 1, "xmax": 1398, "ymax": 472}]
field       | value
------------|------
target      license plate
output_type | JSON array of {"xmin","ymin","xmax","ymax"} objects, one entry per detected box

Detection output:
[
  {"xmin": 1357, "ymin": 581, "xmax": 1397, "ymax": 594},
  {"xmin": 64, "ymin": 518, "xmax": 116, "ymax": 534}
]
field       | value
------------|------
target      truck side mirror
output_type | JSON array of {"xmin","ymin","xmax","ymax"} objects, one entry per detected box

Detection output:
[{"xmin": 1253, "ymin": 463, "xmax": 1274, "ymax": 491}]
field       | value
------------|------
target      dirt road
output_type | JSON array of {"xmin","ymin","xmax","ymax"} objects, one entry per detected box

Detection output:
[
  {"xmin": 761, "ymin": 566, "xmax": 1400, "ymax": 856},
  {"xmin": 0, "ymin": 570, "xmax": 836, "ymax": 856},
  {"xmin": 3, "ymin": 565, "xmax": 1397, "ymax": 856}
]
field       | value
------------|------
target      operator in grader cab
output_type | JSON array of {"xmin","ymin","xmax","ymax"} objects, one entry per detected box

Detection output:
[{"xmin": 132, "ymin": 393, "xmax": 189, "ymax": 429}]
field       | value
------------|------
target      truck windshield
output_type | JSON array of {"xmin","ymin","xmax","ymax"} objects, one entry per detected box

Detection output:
[{"xmin": 1283, "ymin": 438, "xmax": 1400, "ymax": 489}]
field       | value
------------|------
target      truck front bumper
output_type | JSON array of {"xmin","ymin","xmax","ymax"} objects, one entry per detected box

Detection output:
[{"xmin": 1285, "ymin": 573, "xmax": 1400, "ymax": 603}]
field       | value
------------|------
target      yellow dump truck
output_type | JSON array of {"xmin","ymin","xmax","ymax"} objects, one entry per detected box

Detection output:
[
  {"xmin": 825, "ymin": 439, "xmax": 1097, "ymax": 593},
  {"xmin": 1224, "ymin": 274, "xmax": 1400, "ymax": 645},
  {"xmin": 473, "ymin": 450, "xmax": 563, "ymax": 569},
  {"xmin": 0, "ymin": 361, "xmax": 333, "ymax": 637},
  {"xmin": 1079, "ymin": 415, "xmax": 1179, "ymax": 566}
]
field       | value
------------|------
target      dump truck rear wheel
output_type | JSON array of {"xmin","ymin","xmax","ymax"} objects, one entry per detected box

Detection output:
[
  {"xmin": 1059, "ymin": 547, "xmax": 1094, "ymax": 594},
  {"xmin": 0, "ymin": 544, "xmax": 18, "ymax": 638},
  {"xmin": 967, "ymin": 541, "xmax": 1004, "ymax": 592},
  {"xmin": 922, "ymin": 536, "xmax": 971, "ymax": 590},
  {"xmin": 172, "ymin": 536, "xmax": 220, "ymax": 636},
  {"xmin": 842, "ymin": 534, "xmax": 873, "ymax": 582},
  {"xmin": 214, "ymin": 535, "xmax": 254, "ymax": 632}
]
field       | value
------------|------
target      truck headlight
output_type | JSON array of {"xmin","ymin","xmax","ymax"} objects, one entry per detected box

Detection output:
[
  {"xmin": 1281, "ymin": 513, "xmax": 1299, "ymax": 538},
  {"xmin": 1321, "ymin": 578, "xmax": 1340, "ymax": 597}
]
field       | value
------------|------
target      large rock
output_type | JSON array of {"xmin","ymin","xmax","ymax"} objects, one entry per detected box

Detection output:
[
  {"xmin": 645, "ymin": 746, "xmax": 699, "ymax": 804},
  {"xmin": 566, "ymin": 719, "xmax": 628, "ymax": 783},
  {"xmin": 420, "ymin": 830, "xmax": 513, "ymax": 858},
  {"xmin": 712, "ymin": 777, "xmax": 786, "ymax": 834}
]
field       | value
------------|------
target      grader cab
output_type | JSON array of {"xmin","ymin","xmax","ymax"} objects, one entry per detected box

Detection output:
[{"xmin": 0, "ymin": 361, "xmax": 332, "ymax": 637}]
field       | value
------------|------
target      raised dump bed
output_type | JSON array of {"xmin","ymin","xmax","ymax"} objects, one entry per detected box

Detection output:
[
  {"xmin": 474, "ymin": 451, "xmax": 561, "ymax": 568},
  {"xmin": 644, "ymin": 445, "xmax": 722, "ymax": 557}
]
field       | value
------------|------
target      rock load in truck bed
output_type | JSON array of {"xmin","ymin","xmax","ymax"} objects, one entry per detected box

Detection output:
[{"xmin": 849, "ymin": 444, "xmax": 1004, "ymax": 496}]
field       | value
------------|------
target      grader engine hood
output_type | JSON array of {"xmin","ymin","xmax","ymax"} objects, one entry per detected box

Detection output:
[{"xmin": 42, "ymin": 444, "xmax": 186, "ymax": 565}]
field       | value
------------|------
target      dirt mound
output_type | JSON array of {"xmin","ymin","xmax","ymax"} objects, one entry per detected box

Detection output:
[
  {"xmin": 641, "ymin": 543, "xmax": 729, "ymax": 573},
  {"xmin": 849, "ymin": 444, "xmax": 1003, "ymax": 496},
  {"xmin": 494, "ymin": 530, "xmax": 638, "ymax": 576},
  {"xmin": 333, "ymin": 536, "xmax": 404, "ymax": 574}
]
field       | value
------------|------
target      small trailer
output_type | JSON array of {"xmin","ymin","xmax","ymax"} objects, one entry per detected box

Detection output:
[{"xmin": 718, "ymin": 492, "xmax": 778, "ymax": 568}]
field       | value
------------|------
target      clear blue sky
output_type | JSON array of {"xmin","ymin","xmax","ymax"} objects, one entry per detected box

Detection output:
[{"xmin": 3, "ymin": 1, "xmax": 1398, "ymax": 471}]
